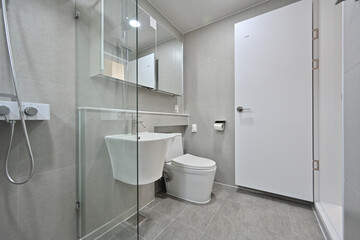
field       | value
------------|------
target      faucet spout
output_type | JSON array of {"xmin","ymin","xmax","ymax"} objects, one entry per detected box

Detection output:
[{"xmin": 131, "ymin": 117, "xmax": 146, "ymax": 135}]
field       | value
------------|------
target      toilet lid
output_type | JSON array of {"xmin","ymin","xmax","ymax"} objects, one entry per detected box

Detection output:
[{"xmin": 171, "ymin": 154, "xmax": 216, "ymax": 170}]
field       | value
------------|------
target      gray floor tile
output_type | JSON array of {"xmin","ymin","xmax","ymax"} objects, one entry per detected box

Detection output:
[
  {"xmin": 136, "ymin": 207, "xmax": 173, "ymax": 240},
  {"xmin": 203, "ymin": 213, "xmax": 241, "ymax": 240},
  {"xmin": 255, "ymin": 199, "xmax": 290, "ymax": 219},
  {"xmin": 114, "ymin": 227, "xmax": 138, "ymax": 240},
  {"xmin": 257, "ymin": 214, "xmax": 293, "ymax": 238},
  {"xmin": 239, "ymin": 223, "xmax": 287, "ymax": 240},
  {"xmin": 217, "ymin": 199, "xmax": 259, "ymax": 226},
  {"xmin": 175, "ymin": 192, "xmax": 223, "ymax": 232},
  {"xmin": 175, "ymin": 204, "xmax": 215, "ymax": 232},
  {"xmin": 107, "ymin": 183, "xmax": 325, "ymax": 240},
  {"xmin": 226, "ymin": 189, "xmax": 261, "ymax": 207},
  {"xmin": 152, "ymin": 196, "xmax": 188, "ymax": 219},
  {"xmin": 146, "ymin": 196, "xmax": 165, "ymax": 209},
  {"xmin": 212, "ymin": 183, "xmax": 236, "ymax": 196},
  {"xmin": 98, "ymin": 235, "xmax": 121, "ymax": 240},
  {"xmin": 291, "ymin": 219, "xmax": 325, "ymax": 240},
  {"xmin": 288, "ymin": 204, "xmax": 317, "ymax": 223},
  {"xmin": 97, "ymin": 223, "xmax": 128, "ymax": 240},
  {"xmin": 154, "ymin": 220, "xmax": 202, "ymax": 240}
]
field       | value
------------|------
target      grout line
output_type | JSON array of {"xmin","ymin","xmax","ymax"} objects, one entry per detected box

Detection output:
[
  {"xmin": 141, "ymin": 198, "xmax": 157, "ymax": 210},
  {"xmin": 87, "ymin": 205, "xmax": 137, "ymax": 240},
  {"xmin": 151, "ymin": 198, "xmax": 192, "ymax": 239},
  {"xmin": 147, "ymin": 198, "xmax": 163, "ymax": 210},
  {"xmin": 151, "ymin": 218, "xmax": 175, "ymax": 240},
  {"xmin": 198, "ymin": 189, "xmax": 230, "ymax": 239},
  {"xmin": 213, "ymin": 181, "xmax": 238, "ymax": 189},
  {"xmin": 198, "ymin": 205, "xmax": 220, "ymax": 239},
  {"xmin": 148, "ymin": 207, "xmax": 172, "ymax": 219}
]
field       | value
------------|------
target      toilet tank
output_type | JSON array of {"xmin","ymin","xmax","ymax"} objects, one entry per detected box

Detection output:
[{"xmin": 166, "ymin": 133, "xmax": 184, "ymax": 162}]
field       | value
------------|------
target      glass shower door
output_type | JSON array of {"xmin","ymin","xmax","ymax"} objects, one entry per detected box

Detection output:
[{"xmin": 75, "ymin": 0, "xmax": 139, "ymax": 239}]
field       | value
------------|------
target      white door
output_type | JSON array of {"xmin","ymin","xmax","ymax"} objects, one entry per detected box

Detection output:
[{"xmin": 235, "ymin": 0, "xmax": 313, "ymax": 201}]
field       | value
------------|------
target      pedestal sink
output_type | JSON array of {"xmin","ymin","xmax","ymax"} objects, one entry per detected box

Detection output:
[{"xmin": 105, "ymin": 132, "xmax": 175, "ymax": 185}]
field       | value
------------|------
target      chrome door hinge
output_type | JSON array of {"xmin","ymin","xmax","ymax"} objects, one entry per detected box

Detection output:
[
  {"xmin": 312, "ymin": 29, "xmax": 319, "ymax": 40},
  {"xmin": 313, "ymin": 160, "xmax": 319, "ymax": 171}
]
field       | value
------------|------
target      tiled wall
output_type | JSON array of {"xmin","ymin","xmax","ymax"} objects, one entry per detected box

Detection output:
[
  {"xmin": 183, "ymin": 0, "xmax": 298, "ymax": 185},
  {"xmin": 344, "ymin": 1, "xmax": 360, "ymax": 239},
  {"xmin": 0, "ymin": 0, "xmax": 77, "ymax": 239},
  {"xmin": 0, "ymin": 0, "xmax": 182, "ymax": 240}
]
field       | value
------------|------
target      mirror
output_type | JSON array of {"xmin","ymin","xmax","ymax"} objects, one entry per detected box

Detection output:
[
  {"xmin": 138, "ymin": 17, "xmax": 183, "ymax": 96},
  {"xmin": 90, "ymin": 1, "xmax": 183, "ymax": 96}
]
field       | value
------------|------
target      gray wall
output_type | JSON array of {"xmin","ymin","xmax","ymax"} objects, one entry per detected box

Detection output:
[
  {"xmin": 0, "ymin": 0, "xmax": 182, "ymax": 240},
  {"xmin": 183, "ymin": 0, "xmax": 298, "ymax": 186},
  {"xmin": 0, "ymin": 0, "xmax": 77, "ymax": 239},
  {"xmin": 344, "ymin": 1, "xmax": 360, "ymax": 239}
]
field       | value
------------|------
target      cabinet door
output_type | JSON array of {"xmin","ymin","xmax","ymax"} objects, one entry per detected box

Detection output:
[
  {"xmin": 157, "ymin": 39, "xmax": 183, "ymax": 95},
  {"xmin": 127, "ymin": 53, "xmax": 155, "ymax": 89},
  {"xmin": 138, "ymin": 54, "xmax": 155, "ymax": 89}
]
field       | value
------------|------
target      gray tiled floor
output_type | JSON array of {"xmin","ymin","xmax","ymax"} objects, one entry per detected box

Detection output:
[{"xmin": 97, "ymin": 183, "xmax": 324, "ymax": 240}]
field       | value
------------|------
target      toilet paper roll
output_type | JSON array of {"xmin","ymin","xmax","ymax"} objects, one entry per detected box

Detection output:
[{"xmin": 214, "ymin": 122, "xmax": 224, "ymax": 131}]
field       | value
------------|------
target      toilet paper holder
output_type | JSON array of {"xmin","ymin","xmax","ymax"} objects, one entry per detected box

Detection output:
[{"xmin": 214, "ymin": 120, "xmax": 226, "ymax": 131}]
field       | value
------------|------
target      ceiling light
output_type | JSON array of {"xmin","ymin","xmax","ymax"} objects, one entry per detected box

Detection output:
[{"xmin": 129, "ymin": 20, "xmax": 140, "ymax": 28}]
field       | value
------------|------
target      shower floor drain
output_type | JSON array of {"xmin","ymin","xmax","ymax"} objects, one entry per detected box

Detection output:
[{"xmin": 127, "ymin": 214, "xmax": 146, "ymax": 226}]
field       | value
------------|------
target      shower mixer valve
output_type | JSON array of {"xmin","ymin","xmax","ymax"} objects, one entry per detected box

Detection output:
[
  {"xmin": 0, "ymin": 105, "xmax": 10, "ymax": 116},
  {"xmin": 0, "ymin": 101, "xmax": 50, "ymax": 121},
  {"xmin": 24, "ymin": 106, "xmax": 38, "ymax": 116}
]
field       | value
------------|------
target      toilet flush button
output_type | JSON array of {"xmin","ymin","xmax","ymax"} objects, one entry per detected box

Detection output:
[{"xmin": 191, "ymin": 124, "xmax": 197, "ymax": 133}]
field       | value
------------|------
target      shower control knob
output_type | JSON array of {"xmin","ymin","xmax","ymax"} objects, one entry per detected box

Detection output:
[
  {"xmin": 0, "ymin": 105, "xmax": 10, "ymax": 116},
  {"xmin": 24, "ymin": 107, "xmax": 38, "ymax": 116}
]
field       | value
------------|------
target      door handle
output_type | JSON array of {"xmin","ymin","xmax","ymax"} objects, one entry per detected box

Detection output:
[{"xmin": 237, "ymin": 106, "xmax": 251, "ymax": 112}]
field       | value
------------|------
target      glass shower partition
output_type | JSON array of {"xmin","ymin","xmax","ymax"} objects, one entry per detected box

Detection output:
[{"xmin": 75, "ymin": 0, "xmax": 139, "ymax": 239}]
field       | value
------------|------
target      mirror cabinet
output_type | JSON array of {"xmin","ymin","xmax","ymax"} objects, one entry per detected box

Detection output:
[{"xmin": 90, "ymin": 0, "xmax": 183, "ymax": 96}]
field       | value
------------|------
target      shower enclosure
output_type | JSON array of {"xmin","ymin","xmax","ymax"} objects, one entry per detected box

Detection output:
[
  {"xmin": 313, "ymin": 1, "xmax": 344, "ymax": 239},
  {"xmin": 76, "ymin": 0, "xmax": 140, "ymax": 238}
]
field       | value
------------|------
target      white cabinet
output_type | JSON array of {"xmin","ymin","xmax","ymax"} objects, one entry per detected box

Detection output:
[
  {"xmin": 156, "ymin": 39, "xmax": 183, "ymax": 96},
  {"xmin": 89, "ymin": 0, "xmax": 183, "ymax": 95},
  {"xmin": 128, "ymin": 53, "xmax": 155, "ymax": 88}
]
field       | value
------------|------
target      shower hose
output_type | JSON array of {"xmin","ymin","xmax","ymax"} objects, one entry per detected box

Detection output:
[{"xmin": 1, "ymin": 0, "xmax": 35, "ymax": 184}]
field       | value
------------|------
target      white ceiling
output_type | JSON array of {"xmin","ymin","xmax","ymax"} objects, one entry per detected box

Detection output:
[{"xmin": 148, "ymin": 0, "xmax": 267, "ymax": 34}]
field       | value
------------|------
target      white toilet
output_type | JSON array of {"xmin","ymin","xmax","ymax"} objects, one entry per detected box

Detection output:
[{"xmin": 164, "ymin": 133, "xmax": 216, "ymax": 204}]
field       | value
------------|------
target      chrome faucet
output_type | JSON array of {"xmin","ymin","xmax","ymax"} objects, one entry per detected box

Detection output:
[{"xmin": 131, "ymin": 117, "xmax": 146, "ymax": 135}]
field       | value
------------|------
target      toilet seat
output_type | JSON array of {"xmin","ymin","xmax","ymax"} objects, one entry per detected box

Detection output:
[{"xmin": 171, "ymin": 154, "xmax": 216, "ymax": 170}]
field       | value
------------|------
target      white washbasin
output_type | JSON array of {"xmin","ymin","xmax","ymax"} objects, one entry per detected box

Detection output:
[{"xmin": 105, "ymin": 132, "xmax": 175, "ymax": 185}]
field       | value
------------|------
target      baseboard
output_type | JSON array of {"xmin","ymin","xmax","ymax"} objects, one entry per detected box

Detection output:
[
  {"xmin": 213, "ymin": 181, "xmax": 238, "ymax": 189},
  {"xmin": 80, "ymin": 205, "xmax": 137, "ymax": 240},
  {"xmin": 314, "ymin": 202, "xmax": 343, "ymax": 240},
  {"xmin": 313, "ymin": 204, "xmax": 332, "ymax": 240}
]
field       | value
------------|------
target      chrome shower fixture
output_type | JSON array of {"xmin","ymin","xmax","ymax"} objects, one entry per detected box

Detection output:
[
  {"xmin": 1, "ymin": 0, "xmax": 35, "ymax": 185},
  {"xmin": 0, "ymin": 105, "xmax": 10, "ymax": 116}
]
